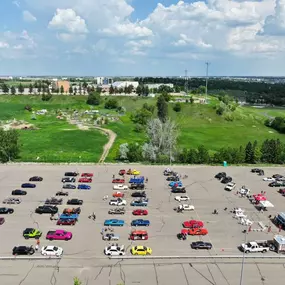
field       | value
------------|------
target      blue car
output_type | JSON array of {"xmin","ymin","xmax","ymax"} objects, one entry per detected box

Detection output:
[
  {"xmin": 78, "ymin": 184, "xmax": 91, "ymax": 190},
  {"xmin": 130, "ymin": 200, "xmax": 148, "ymax": 207},
  {"xmin": 21, "ymin": 183, "xmax": 36, "ymax": 188},
  {"xmin": 169, "ymin": 181, "xmax": 182, "ymax": 187},
  {"xmin": 129, "ymin": 176, "xmax": 145, "ymax": 184},
  {"xmin": 59, "ymin": 213, "xmax": 79, "ymax": 221},
  {"xmin": 131, "ymin": 219, "xmax": 150, "ymax": 227},
  {"xmin": 104, "ymin": 219, "xmax": 124, "ymax": 227}
]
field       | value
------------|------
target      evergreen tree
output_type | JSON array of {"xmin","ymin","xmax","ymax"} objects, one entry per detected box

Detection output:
[
  {"xmin": 245, "ymin": 142, "xmax": 254, "ymax": 163},
  {"xmin": 156, "ymin": 95, "xmax": 168, "ymax": 122}
]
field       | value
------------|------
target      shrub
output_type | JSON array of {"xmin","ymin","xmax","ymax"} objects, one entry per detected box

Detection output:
[
  {"xmin": 24, "ymin": 105, "xmax": 32, "ymax": 112},
  {"xmin": 173, "ymin": 102, "xmax": 182, "ymax": 112},
  {"xmin": 105, "ymin": 98, "xmax": 118, "ymax": 109}
]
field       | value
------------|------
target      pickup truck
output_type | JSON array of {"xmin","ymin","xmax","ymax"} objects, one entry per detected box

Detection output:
[
  {"xmin": 240, "ymin": 241, "xmax": 270, "ymax": 253},
  {"xmin": 46, "ymin": 229, "xmax": 72, "ymax": 241},
  {"xmin": 59, "ymin": 213, "xmax": 79, "ymax": 221}
]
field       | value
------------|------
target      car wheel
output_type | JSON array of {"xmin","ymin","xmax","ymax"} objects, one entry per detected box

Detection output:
[
  {"xmin": 24, "ymin": 236, "xmax": 29, "ymax": 240},
  {"xmin": 262, "ymin": 249, "xmax": 266, "ymax": 253},
  {"xmin": 49, "ymin": 238, "xmax": 53, "ymax": 241},
  {"xmin": 65, "ymin": 238, "xmax": 69, "ymax": 241}
]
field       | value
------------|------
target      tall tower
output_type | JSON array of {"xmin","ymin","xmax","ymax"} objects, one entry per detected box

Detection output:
[{"xmin": 184, "ymin": 69, "xmax": 188, "ymax": 95}]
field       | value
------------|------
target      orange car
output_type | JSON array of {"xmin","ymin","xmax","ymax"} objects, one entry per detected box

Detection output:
[
  {"xmin": 113, "ymin": 191, "xmax": 125, "ymax": 198},
  {"xmin": 181, "ymin": 228, "xmax": 208, "ymax": 236}
]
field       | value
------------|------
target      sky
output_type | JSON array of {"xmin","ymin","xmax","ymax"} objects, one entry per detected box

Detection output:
[{"xmin": 0, "ymin": 0, "xmax": 285, "ymax": 76}]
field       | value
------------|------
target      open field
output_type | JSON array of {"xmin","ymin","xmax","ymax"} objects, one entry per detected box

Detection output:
[
  {"xmin": 1, "ymin": 95, "xmax": 285, "ymax": 162},
  {"xmin": 0, "ymin": 165, "xmax": 285, "ymax": 284}
]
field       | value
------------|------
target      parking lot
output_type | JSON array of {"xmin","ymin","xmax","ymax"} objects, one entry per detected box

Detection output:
[{"xmin": 0, "ymin": 164, "xmax": 285, "ymax": 284}]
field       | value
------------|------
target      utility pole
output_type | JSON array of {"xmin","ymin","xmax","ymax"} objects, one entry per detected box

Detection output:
[
  {"xmin": 205, "ymin": 62, "xmax": 210, "ymax": 103},
  {"xmin": 184, "ymin": 69, "xmax": 188, "ymax": 95},
  {"xmin": 239, "ymin": 229, "xmax": 247, "ymax": 285}
]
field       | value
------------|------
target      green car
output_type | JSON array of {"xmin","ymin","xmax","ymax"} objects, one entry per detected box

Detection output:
[{"xmin": 23, "ymin": 228, "xmax": 42, "ymax": 239}]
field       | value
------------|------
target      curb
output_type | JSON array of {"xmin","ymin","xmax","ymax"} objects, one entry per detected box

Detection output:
[{"xmin": 0, "ymin": 256, "xmax": 61, "ymax": 260}]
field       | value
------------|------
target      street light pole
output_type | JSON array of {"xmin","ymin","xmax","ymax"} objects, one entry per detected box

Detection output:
[{"xmin": 239, "ymin": 229, "xmax": 247, "ymax": 285}]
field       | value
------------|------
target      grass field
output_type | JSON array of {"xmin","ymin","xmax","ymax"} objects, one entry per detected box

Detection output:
[{"xmin": 0, "ymin": 95, "xmax": 285, "ymax": 162}]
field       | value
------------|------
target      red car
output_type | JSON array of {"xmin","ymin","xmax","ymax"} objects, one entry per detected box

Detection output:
[
  {"xmin": 81, "ymin": 173, "xmax": 93, "ymax": 177},
  {"xmin": 132, "ymin": 209, "xmax": 148, "ymax": 216},
  {"xmin": 183, "ymin": 220, "xmax": 204, "ymax": 228},
  {"xmin": 181, "ymin": 228, "xmax": 208, "ymax": 235},
  {"xmin": 279, "ymin": 189, "xmax": 285, "ymax": 195},
  {"xmin": 56, "ymin": 219, "xmax": 76, "ymax": 226},
  {"xmin": 78, "ymin": 177, "xmax": 92, "ymax": 183},
  {"xmin": 113, "ymin": 191, "xmax": 125, "ymax": 198},
  {"xmin": 119, "ymin": 169, "xmax": 126, "ymax": 176},
  {"xmin": 112, "ymin": 178, "xmax": 125, "ymax": 183}
]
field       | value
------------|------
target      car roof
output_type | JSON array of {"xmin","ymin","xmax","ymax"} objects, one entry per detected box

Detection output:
[
  {"xmin": 132, "ymin": 230, "xmax": 147, "ymax": 234},
  {"xmin": 45, "ymin": 245, "xmax": 57, "ymax": 250},
  {"xmin": 24, "ymin": 228, "xmax": 34, "ymax": 231},
  {"xmin": 134, "ymin": 245, "xmax": 146, "ymax": 250}
]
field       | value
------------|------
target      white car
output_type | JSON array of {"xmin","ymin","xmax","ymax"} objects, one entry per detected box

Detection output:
[
  {"xmin": 263, "ymin": 177, "xmax": 275, "ymax": 181},
  {"xmin": 113, "ymin": 184, "xmax": 128, "ymax": 190},
  {"xmin": 175, "ymin": 195, "xmax": 190, "ymax": 202},
  {"xmin": 104, "ymin": 245, "xmax": 125, "ymax": 256},
  {"xmin": 178, "ymin": 204, "xmax": 195, "ymax": 211},
  {"xmin": 41, "ymin": 245, "xmax": 63, "ymax": 256},
  {"xmin": 239, "ymin": 186, "xmax": 250, "ymax": 195},
  {"xmin": 109, "ymin": 198, "xmax": 127, "ymax": 206},
  {"xmin": 225, "ymin": 182, "xmax": 236, "ymax": 191}
]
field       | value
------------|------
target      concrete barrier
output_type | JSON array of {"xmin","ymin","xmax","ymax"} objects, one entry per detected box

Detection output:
[{"xmin": 0, "ymin": 256, "xmax": 61, "ymax": 260}]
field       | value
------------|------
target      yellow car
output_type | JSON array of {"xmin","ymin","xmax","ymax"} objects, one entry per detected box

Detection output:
[
  {"xmin": 131, "ymin": 245, "xmax": 152, "ymax": 256},
  {"xmin": 132, "ymin": 169, "xmax": 140, "ymax": 175}
]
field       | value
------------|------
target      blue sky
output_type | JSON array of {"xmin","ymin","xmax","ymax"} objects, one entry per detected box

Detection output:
[{"xmin": 0, "ymin": 0, "xmax": 285, "ymax": 76}]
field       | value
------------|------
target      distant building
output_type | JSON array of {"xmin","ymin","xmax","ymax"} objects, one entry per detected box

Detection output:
[
  {"xmin": 112, "ymin": 81, "xmax": 139, "ymax": 89},
  {"xmin": 96, "ymin": 77, "xmax": 113, "ymax": 85},
  {"xmin": 53, "ymin": 80, "xmax": 70, "ymax": 93},
  {"xmin": 146, "ymin": 83, "xmax": 174, "ymax": 89}
]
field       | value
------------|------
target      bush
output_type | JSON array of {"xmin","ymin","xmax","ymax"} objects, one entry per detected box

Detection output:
[
  {"xmin": 173, "ymin": 102, "xmax": 182, "ymax": 112},
  {"xmin": 105, "ymin": 98, "xmax": 118, "ymax": 109},
  {"xmin": 87, "ymin": 92, "xmax": 101, "ymax": 105},
  {"xmin": 24, "ymin": 105, "xmax": 32, "ymax": 112},
  {"xmin": 41, "ymin": 94, "xmax": 52, "ymax": 101},
  {"xmin": 134, "ymin": 124, "xmax": 144, "ymax": 132}
]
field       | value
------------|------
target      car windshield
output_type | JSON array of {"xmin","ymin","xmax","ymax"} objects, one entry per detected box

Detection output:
[{"xmin": 53, "ymin": 247, "xmax": 58, "ymax": 251}]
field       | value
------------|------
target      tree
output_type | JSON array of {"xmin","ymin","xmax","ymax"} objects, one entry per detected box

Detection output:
[
  {"xmin": 37, "ymin": 85, "xmax": 42, "ymax": 94},
  {"xmin": 0, "ymin": 129, "xmax": 19, "ymax": 162},
  {"xmin": 1, "ymin": 83, "xmax": 9, "ymax": 94},
  {"xmin": 109, "ymin": 85, "xmax": 114, "ymax": 95},
  {"xmin": 73, "ymin": 87, "xmax": 77, "ymax": 95},
  {"xmin": 118, "ymin": 143, "xmax": 129, "ymax": 160},
  {"xmin": 18, "ymin": 83, "xmax": 24, "ymax": 94},
  {"xmin": 136, "ymin": 85, "xmax": 143, "ymax": 96},
  {"xmin": 87, "ymin": 92, "xmax": 101, "ymax": 105},
  {"xmin": 60, "ymin": 85, "xmax": 64, "ymax": 94},
  {"xmin": 78, "ymin": 83, "xmax": 82, "ymax": 95},
  {"xmin": 173, "ymin": 102, "xmax": 182, "ymax": 112},
  {"xmin": 190, "ymin": 96, "xmax": 194, "ymax": 104},
  {"xmin": 42, "ymin": 94, "xmax": 52, "ymax": 101},
  {"xmin": 29, "ymin": 83, "xmax": 33, "ymax": 94},
  {"xmin": 131, "ymin": 108, "xmax": 152, "ymax": 126},
  {"xmin": 105, "ymin": 98, "xmax": 118, "ymax": 109},
  {"xmin": 197, "ymin": 145, "xmax": 210, "ymax": 163},
  {"xmin": 245, "ymin": 142, "xmax": 254, "ymax": 163},
  {"xmin": 157, "ymin": 95, "xmax": 168, "ymax": 122},
  {"xmin": 11, "ymin": 86, "xmax": 16, "ymax": 95},
  {"xmin": 69, "ymin": 86, "xmax": 73, "ymax": 95}
]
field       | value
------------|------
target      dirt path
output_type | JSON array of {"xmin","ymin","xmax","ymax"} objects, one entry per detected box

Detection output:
[{"xmin": 94, "ymin": 126, "xmax": 117, "ymax": 163}]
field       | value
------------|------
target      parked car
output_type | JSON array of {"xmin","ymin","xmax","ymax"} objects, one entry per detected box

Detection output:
[
  {"xmin": 263, "ymin": 177, "xmax": 275, "ymax": 182},
  {"xmin": 78, "ymin": 177, "xmax": 92, "ymax": 183},
  {"xmin": 166, "ymin": 176, "xmax": 180, "ymax": 181},
  {"xmin": 21, "ymin": 183, "xmax": 36, "ymax": 188},
  {"xmin": 41, "ymin": 245, "xmax": 63, "ymax": 256},
  {"xmin": 183, "ymin": 220, "xmax": 204, "ymax": 228},
  {"xmin": 175, "ymin": 204, "xmax": 195, "ymax": 211},
  {"xmin": 112, "ymin": 178, "xmax": 125, "ymax": 183},
  {"xmin": 131, "ymin": 191, "xmax": 147, "ymax": 198},
  {"xmin": 56, "ymin": 219, "xmax": 76, "ymax": 226},
  {"xmin": 62, "ymin": 177, "xmax": 76, "ymax": 183},
  {"xmin": 112, "ymin": 191, "xmax": 125, "ymax": 198},
  {"xmin": 272, "ymin": 174, "xmax": 283, "ymax": 179},
  {"xmin": 59, "ymin": 213, "xmax": 79, "ymax": 221},
  {"xmin": 13, "ymin": 246, "xmax": 35, "ymax": 255},
  {"xmin": 45, "ymin": 198, "xmax": 63, "ymax": 205},
  {"xmin": 0, "ymin": 207, "xmax": 14, "ymax": 214},
  {"xmin": 251, "ymin": 169, "xmax": 263, "ymax": 173},
  {"xmin": 109, "ymin": 198, "xmax": 127, "ymax": 206},
  {"xmin": 225, "ymin": 182, "xmax": 236, "ymax": 191},
  {"xmin": 181, "ymin": 228, "xmax": 208, "ymax": 236},
  {"xmin": 131, "ymin": 219, "xmax": 150, "ymax": 227},
  {"xmin": 11, "ymin": 190, "xmax": 27, "ymax": 195},
  {"xmin": 175, "ymin": 195, "xmax": 190, "ymax": 202},
  {"xmin": 23, "ymin": 228, "xmax": 42, "ymax": 239},
  {"xmin": 119, "ymin": 169, "xmax": 126, "ymax": 176},
  {"xmin": 67, "ymin": 199, "xmax": 83, "ymax": 205},
  {"xmin": 132, "ymin": 209, "xmax": 148, "ymax": 216},
  {"xmin": 104, "ymin": 219, "xmax": 124, "ymax": 226},
  {"xmin": 221, "ymin": 176, "xmax": 232, "ymax": 184},
  {"xmin": 0, "ymin": 217, "xmax": 5, "ymax": 225},
  {"xmin": 171, "ymin": 187, "xmax": 186, "ymax": 193},
  {"xmin": 131, "ymin": 245, "xmax": 152, "ymax": 255},
  {"xmin": 104, "ymin": 245, "xmax": 125, "ymax": 256},
  {"xmin": 62, "ymin": 184, "xmax": 76, "ymax": 189},
  {"xmin": 127, "ymin": 169, "xmax": 140, "ymax": 175},
  {"xmin": 169, "ymin": 181, "xmax": 183, "ymax": 187},
  {"xmin": 62, "ymin": 207, "xmax": 81, "ymax": 214},
  {"xmin": 56, "ymin": 191, "xmax": 68, "ymax": 196},
  {"xmin": 35, "ymin": 206, "xmax": 58, "ymax": 214},
  {"xmin": 191, "ymin": 241, "xmax": 212, "ymax": 250},
  {"xmin": 77, "ymin": 184, "xmax": 91, "ymax": 190},
  {"xmin": 29, "ymin": 176, "xmax": 43, "ymax": 181},
  {"xmin": 3, "ymin": 197, "xmax": 21, "ymax": 204},
  {"xmin": 102, "ymin": 233, "xmax": 120, "ymax": 241},
  {"xmin": 279, "ymin": 189, "xmax": 285, "ymax": 195},
  {"xmin": 269, "ymin": 181, "xmax": 283, "ymax": 187},
  {"xmin": 129, "ymin": 183, "xmax": 145, "ymax": 190},
  {"xmin": 113, "ymin": 184, "xmax": 128, "ymax": 190},
  {"xmin": 108, "ymin": 207, "xmax": 126, "ymax": 215},
  {"xmin": 46, "ymin": 230, "xmax": 72, "ymax": 241},
  {"xmin": 130, "ymin": 200, "xmax": 148, "ymax": 207},
  {"xmin": 215, "ymin": 172, "xmax": 226, "ymax": 179},
  {"xmin": 64, "ymin": 172, "xmax": 79, "ymax": 177},
  {"xmin": 81, "ymin": 173, "xmax": 93, "ymax": 177}
]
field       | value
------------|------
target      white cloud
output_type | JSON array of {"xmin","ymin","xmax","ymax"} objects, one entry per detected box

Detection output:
[
  {"xmin": 0, "ymin": 42, "xmax": 9, "ymax": 48},
  {"xmin": 48, "ymin": 9, "xmax": 88, "ymax": 34},
  {"xmin": 23, "ymin": 10, "xmax": 37, "ymax": 22},
  {"xmin": 56, "ymin": 33, "xmax": 86, "ymax": 42}
]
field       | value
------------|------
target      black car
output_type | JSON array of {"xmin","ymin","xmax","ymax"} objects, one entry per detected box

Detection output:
[
  {"xmin": 13, "ymin": 246, "xmax": 35, "ymax": 255},
  {"xmin": 221, "ymin": 176, "xmax": 232, "ymax": 184},
  {"xmin": 62, "ymin": 183, "xmax": 76, "ymax": 189},
  {"xmin": 273, "ymin": 174, "xmax": 284, "ymax": 179},
  {"xmin": 56, "ymin": 191, "xmax": 69, "ymax": 196},
  {"xmin": 21, "ymin": 183, "xmax": 36, "ymax": 188},
  {"xmin": 171, "ymin": 187, "xmax": 186, "ymax": 193},
  {"xmin": 62, "ymin": 177, "xmax": 76, "ymax": 183},
  {"xmin": 129, "ymin": 183, "xmax": 145, "ymax": 190},
  {"xmin": 269, "ymin": 181, "xmax": 283, "ymax": 187},
  {"xmin": 64, "ymin": 172, "xmax": 79, "ymax": 177},
  {"xmin": 215, "ymin": 172, "xmax": 226, "ymax": 179},
  {"xmin": 0, "ymin": 207, "xmax": 14, "ymax": 214},
  {"xmin": 191, "ymin": 241, "xmax": 212, "ymax": 250},
  {"xmin": 67, "ymin": 199, "xmax": 83, "ymax": 205},
  {"xmin": 11, "ymin": 190, "xmax": 27, "ymax": 195},
  {"xmin": 35, "ymin": 206, "xmax": 58, "ymax": 214},
  {"xmin": 166, "ymin": 176, "xmax": 179, "ymax": 181},
  {"xmin": 251, "ymin": 168, "xmax": 262, "ymax": 173},
  {"xmin": 45, "ymin": 198, "xmax": 63, "ymax": 205},
  {"xmin": 29, "ymin": 176, "xmax": 43, "ymax": 181},
  {"xmin": 131, "ymin": 191, "xmax": 147, "ymax": 198}
]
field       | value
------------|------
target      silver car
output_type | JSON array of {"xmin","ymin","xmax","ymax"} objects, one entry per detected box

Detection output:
[
  {"xmin": 3, "ymin": 197, "xmax": 21, "ymax": 204},
  {"xmin": 102, "ymin": 233, "xmax": 120, "ymax": 241}
]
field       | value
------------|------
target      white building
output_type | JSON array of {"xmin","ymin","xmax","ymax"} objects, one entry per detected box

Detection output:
[
  {"xmin": 112, "ymin": 81, "xmax": 139, "ymax": 89},
  {"xmin": 146, "ymin": 83, "xmax": 174, "ymax": 89},
  {"xmin": 96, "ymin": 77, "xmax": 113, "ymax": 85}
]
